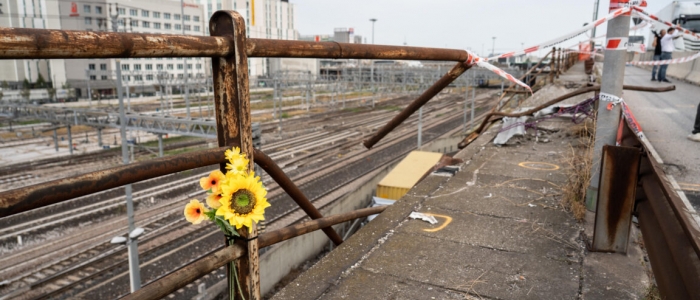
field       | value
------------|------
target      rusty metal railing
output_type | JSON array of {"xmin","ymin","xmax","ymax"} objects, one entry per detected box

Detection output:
[
  {"xmin": 614, "ymin": 119, "xmax": 700, "ymax": 298},
  {"xmin": 0, "ymin": 10, "xmax": 479, "ymax": 299}
]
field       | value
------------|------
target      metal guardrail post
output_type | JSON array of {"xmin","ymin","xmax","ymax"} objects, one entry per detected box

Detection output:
[
  {"xmin": 591, "ymin": 145, "xmax": 640, "ymax": 253},
  {"xmin": 210, "ymin": 11, "xmax": 260, "ymax": 300}
]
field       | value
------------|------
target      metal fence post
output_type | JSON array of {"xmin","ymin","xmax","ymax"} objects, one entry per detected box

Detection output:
[{"xmin": 210, "ymin": 11, "xmax": 260, "ymax": 300}]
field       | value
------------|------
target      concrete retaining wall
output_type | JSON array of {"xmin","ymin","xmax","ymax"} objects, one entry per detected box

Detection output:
[{"xmin": 633, "ymin": 51, "xmax": 700, "ymax": 84}]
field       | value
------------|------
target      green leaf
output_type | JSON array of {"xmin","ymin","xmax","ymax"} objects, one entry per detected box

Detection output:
[
  {"xmin": 204, "ymin": 210, "xmax": 217, "ymax": 221},
  {"xmin": 215, "ymin": 215, "xmax": 240, "ymax": 237}
]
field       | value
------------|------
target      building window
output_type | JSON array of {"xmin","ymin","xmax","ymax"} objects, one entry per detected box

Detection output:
[
  {"xmin": 145, "ymin": 64, "xmax": 153, "ymax": 70},
  {"xmin": 88, "ymin": 63, "xmax": 96, "ymax": 70},
  {"xmin": 101, "ymin": 75, "xmax": 108, "ymax": 80},
  {"xmin": 153, "ymin": 23, "xmax": 161, "ymax": 29},
  {"xmin": 187, "ymin": 64, "xmax": 192, "ymax": 70},
  {"xmin": 131, "ymin": 20, "xmax": 138, "ymax": 27},
  {"xmin": 90, "ymin": 75, "xmax": 96, "ymax": 80},
  {"xmin": 177, "ymin": 74, "xmax": 183, "ymax": 79},
  {"xmin": 83, "ymin": 5, "xmax": 90, "ymax": 13},
  {"xmin": 142, "ymin": 21, "xmax": 150, "ymax": 28},
  {"xmin": 167, "ymin": 64, "xmax": 174, "ymax": 70},
  {"xmin": 196, "ymin": 64, "xmax": 202, "ymax": 69},
  {"xmin": 142, "ymin": 10, "xmax": 149, "ymax": 17},
  {"xmin": 118, "ymin": 19, "xmax": 125, "ymax": 26},
  {"xmin": 164, "ymin": 13, "xmax": 171, "ymax": 19},
  {"xmin": 177, "ymin": 64, "xmax": 183, "ymax": 70},
  {"xmin": 134, "ymin": 75, "xmax": 143, "ymax": 81},
  {"xmin": 153, "ymin": 12, "xmax": 160, "ymax": 18},
  {"xmin": 183, "ymin": 15, "xmax": 190, "ymax": 21},
  {"xmin": 174, "ymin": 24, "xmax": 181, "ymax": 30},
  {"xmin": 184, "ymin": 25, "xmax": 191, "ymax": 31},
  {"xmin": 100, "ymin": 63, "xmax": 107, "ymax": 70},
  {"xmin": 193, "ymin": 16, "xmax": 200, "ymax": 22},
  {"xmin": 85, "ymin": 17, "xmax": 92, "ymax": 25},
  {"xmin": 146, "ymin": 74, "xmax": 154, "ymax": 80},
  {"xmin": 122, "ymin": 64, "xmax": 130, "ymax": 70},
  {"xmin": 130, "ymin": 9, "xmax": 137, "ymax": 16},
  {"xmin": 193, "ymin": 25, "xmax": 200, "ymax": 32},
  {"xmin": 118, "ymin": 8, "xmax": 125, "ymax": 15},
  {"xmin": 95, "ymin": 6, "xmax": 102, "ymax": 14},
  {"xmin": 207, "ymin": 4, "xmax": 212, "ymax": 11},
  {"xmin": 164, "ymin": 23, "xmax": 171, "ymax": 30},
  {"xmin": 217, "ymin": 3, "xmax": 222, "ymax": 10},
  {"xmin": 156, "ymin": 64, "xmax": 163, "ymax": 70},
  {"xmin": 134, "ymin": 64, "xmax": 142, "ymax": 70},
  {"xmin": 174, "ymin": 14, "xmax": 181, "ymax": 20}
]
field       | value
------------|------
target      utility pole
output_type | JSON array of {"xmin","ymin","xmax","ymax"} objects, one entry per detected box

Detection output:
[
  {"xmin": 110, "ymin": 5, "xmax": 141, "ymax": 292},
  {"xmin": 491, "ymin": 37, "xmax": 496, "ymax": 56},
  {"xmin": 370, "ymin": 18, "xmax": 377, "ymax": 108},
  {"xmin": 591, "ymin": 0, "xmax": 601, "ymax": 39},
  {"xmin": 85, "ymin": 69, "xmax": 92, "ymax": 105},
  {"xmin": 181, "ymin": 0, "xmax": 190, "ymax": 118},
  {"xmin": 586, "ymin": 0, "xmax": 629, "ymax": 211},
  {"xmin": 417, "ymin": 107, "xmax": 423, "ymax": 148}
]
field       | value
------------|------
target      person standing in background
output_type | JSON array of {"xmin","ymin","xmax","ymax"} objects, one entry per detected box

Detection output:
[
  {"xmin": 650, "ymin": 29, "xmax": 666, "ymax": 81},
  {"xmin": 657, "ymin": 28, "xmax": 682, "ymax": 83},
  {"xmin": 689, "ymin": 104, "xmax": 700, "ymax": 142}
]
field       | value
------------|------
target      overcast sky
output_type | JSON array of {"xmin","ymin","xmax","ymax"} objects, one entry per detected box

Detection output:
[{"xmin": 295, "ymin": 0, "xmax": 671, "ymax": 57}]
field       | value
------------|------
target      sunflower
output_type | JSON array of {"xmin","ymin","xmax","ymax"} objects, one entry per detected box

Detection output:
[
  {"xmin": 225, "ymin": 147, "xmax": 249, "ymax": 175},
  {"xmin": 206, "ymin": 192, "xmax": 223, "ymax": 209},
  {"xmin": 200, "ymin": 170, "xmax": 225, "ymax": 193},
  {"xmin": 184, "ymin": 199, "xmax": 208, "ymax": 225},
  {"xmin": 217, "ymin": 172, "xmax": 270, "ymax": 231}
]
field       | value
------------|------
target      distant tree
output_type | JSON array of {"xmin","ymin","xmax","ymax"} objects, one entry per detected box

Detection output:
[
  {"xmin": 20, "ymin": 79, "xmax": 31, "ymax": 102},
  {"xmin": 0, "ymin": 90, "xmax": 4, "ymax": 102},
  {"xmin": 35, "ymin": 73, "xmax": 47, "ymax": 88},
  {"xmin": 47, "ymin": 87, "xmax": 56, "ymax": 102},
  {"xmin": 62, "ymin": 82, "xmax": 71, "ymax": 89},
  {"xmin": 1, "ymin": 81, "xmax": 8, "ymax": 90}
]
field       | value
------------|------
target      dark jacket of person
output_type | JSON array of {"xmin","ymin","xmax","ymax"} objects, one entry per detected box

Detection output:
[{"xmin": 652, "ymin": 31, "xmax": 663, "ymax": 56}]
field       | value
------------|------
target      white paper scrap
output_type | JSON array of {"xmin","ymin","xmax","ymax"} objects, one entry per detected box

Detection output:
[{"xmin": 409, "ymin": 212, "xmax": 438, "ymax": 225}]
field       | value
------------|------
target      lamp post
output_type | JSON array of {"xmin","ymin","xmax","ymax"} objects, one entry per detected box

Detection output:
[
  {"xmin": 369, "ymin": 18, "xmax": 377, "ymax": 107},
  {"xmin": 491, "ymin": 37, "xmax": 496, "ymax": 56}
]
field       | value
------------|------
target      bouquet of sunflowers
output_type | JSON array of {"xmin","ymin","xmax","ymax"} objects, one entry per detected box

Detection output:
[{"xmin": 184, "ymin": 147, "xmax": 270, "ymax": 237}]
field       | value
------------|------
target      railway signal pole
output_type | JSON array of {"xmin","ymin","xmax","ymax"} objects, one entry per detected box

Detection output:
[{"xmin": 111, "ymin": 4, "xmax": 141, "ymax": 291}]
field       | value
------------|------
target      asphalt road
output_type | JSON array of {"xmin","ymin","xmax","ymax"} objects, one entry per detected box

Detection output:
[{"xmin": 622, "ymin": 66, "xmax": 700, "ymax": 209}]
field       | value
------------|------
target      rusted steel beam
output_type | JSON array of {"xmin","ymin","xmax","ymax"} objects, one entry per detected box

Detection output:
[
  {"xmin": 253, "ymin": 149, "xmax": 344, "ymax": 246},
  {"xmin": 246, "ymin": 39, "xmax": 469, "ymax": 61},
  {"xmin": 639, "ymin": 172, "xmax": 700, "ymax": 296},
  {"xmin": 0, "ymin": 147, "xmax": 227, "ymax": 218},
  {"xmin": 258, "ymin": 206, "xmax": 387, "ymax": 248},
  {"xmin": 0, "ymin": 27, "xmax": 469, "ymax": 61},
  {"xmin": 591, "ymin": 145, "xmax": 640, "ymax": 253},
  {"xmin": 210, "ymin": 10, "xmax": 260, "ymax": 300},
  {"xmin": 121, "ymin": 244, "xmax": 246, "ymax": 300},
  {"xmin": 120, "ymin": 206, "xmax": 387, "ymax": 300},
  {"xmin": 458, "ymin": 84, "xmax": 676, "ymax": 149},
  {"xmin": 637, "ymin": 200, "xmax": 692, "ymax": 300},
  {"xmin": 363, "ymin": 61, "xmax": 473, "ymax": 149}
]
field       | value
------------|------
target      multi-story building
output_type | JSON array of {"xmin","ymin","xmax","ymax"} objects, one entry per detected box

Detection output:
[
  {"xmin": 0, "ymin": 0, "xmax": 307, "ymax": 98},
  {"xmin": 0, "ymin": 0, "xmax": 208, "ymax": 99}
]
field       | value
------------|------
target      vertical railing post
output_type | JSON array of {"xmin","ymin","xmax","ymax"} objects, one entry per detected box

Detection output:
[{"xmin": 210, "ymin": 11, "xmax": 260, "ymax": 300}]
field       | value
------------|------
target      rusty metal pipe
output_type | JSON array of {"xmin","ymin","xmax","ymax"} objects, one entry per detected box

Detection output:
[
  {"xmin": 253, "ymin": 149, "xmax": 344, "ymax": 246},
  {"xmin": 0, "ymin": 27, "xmax": 470, "ymax": 61},
  {"xmin": 363, "ymin": 62, "xmax": 472, "ymax": 149},
  {"xmin": 120, "ymin": 206, "xmax": 386, "ymax": 300},
  {"xmin": 458, "ymin": 84, "xmax": 676, "ymax": 149},
  {"xmin": 0, "ymin": 147, "xmax": 228, "ymax": 217}
]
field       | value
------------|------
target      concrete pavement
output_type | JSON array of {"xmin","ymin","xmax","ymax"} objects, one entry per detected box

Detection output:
[
  {"xmin": 272, "ymin": 63, "xmax": 649, "ymax": 299},
  {"xmin": 623, "ymin": 66, "xmax": 700, "ymax": 210}
]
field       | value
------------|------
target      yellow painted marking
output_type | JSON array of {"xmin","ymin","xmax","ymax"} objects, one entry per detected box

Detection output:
[
  {"xmin": 422, "ymin": 213, "xmax": 453, "ymax": 232},
  {"xmin": 518, "ymin": 161, "xmax": 560, "ymax": 171}
]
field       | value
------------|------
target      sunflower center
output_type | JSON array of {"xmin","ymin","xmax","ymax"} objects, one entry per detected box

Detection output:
[{"xmin": 231, "ymin": 189, "xmax": 256, "ymax": 214}]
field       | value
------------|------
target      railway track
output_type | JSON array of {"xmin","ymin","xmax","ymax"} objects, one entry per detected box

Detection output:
[{"xmin": 0, "ymin": 90, "xmax": 496, "ymax": 299}]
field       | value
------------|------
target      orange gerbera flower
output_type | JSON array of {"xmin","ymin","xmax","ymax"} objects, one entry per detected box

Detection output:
[
  {"xmin": 184, "ymin": 199, "xmax": 208, "ymax": 225},
  {"xmin": 206, "ymin": 193, "xmax": 222, "ymax": 209},
  {"xmin": 200, "ymin": 170, "xmax": 225, "ymax": 193}
]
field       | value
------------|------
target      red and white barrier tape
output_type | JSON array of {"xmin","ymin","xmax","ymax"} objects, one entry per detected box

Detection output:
[
  {"xmin": 627, "ymin": 51, "xmax": 700, "ymax": 66},
  {"xmin": 631, "ymin": 7, "xmax": 700, "ymax": 40},
  {"xmin": 487, "ymin": 7, "xmax": 631, "ymax": 62},
  {"xmin": 563, "ymin": 50, "xmax": 605, "ymax": 58},
  {"xmin": 465, "ymin": 50, "xmax": 532, "ymax": 93},
  {"xmin": 621, "ymin": 101, "xmax": 645, "ymax": 140}
]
